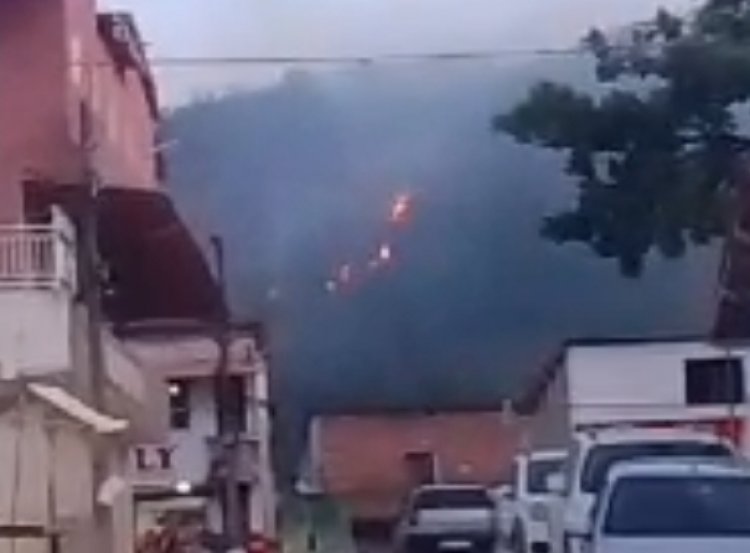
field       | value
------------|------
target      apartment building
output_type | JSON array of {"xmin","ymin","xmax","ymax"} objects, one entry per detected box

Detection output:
[{"xmin": 0, "ymin": 2, "xmax": 223, "ymax": 553}]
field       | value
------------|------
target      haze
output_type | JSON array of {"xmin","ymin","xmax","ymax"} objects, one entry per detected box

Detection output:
[{"xmin": 102, "ymin": 0, "xmax": 700, "ymax": 104}]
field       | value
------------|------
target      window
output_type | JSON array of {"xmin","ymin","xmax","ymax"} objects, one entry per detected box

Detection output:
[
  {"xmin": 604, "ymin": 477, "xmax": 750, "ymax": 536},
  {"xmin": 413, "ymin": 487, "xmax": 493, "ymax": 510},
  {"xmin": 228, "ymin": 376, "xmax": 247, "ymax": 433},
  {"xmin": 581, "ymin": 442, "xmax": 732, "ymax": 493},
  {"xmin": 527, "ymin": 457, "xmax": 564, "ymax": 494},
  {"xmin": 168, "ymin": 379, "xmax": 191, "ymax": 429},
  {"xmin": 685, "ymin": 357, "xmax": 744, "ymax": 405}
]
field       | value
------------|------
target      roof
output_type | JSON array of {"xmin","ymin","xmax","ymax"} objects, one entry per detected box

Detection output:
[
  {"xmin": 526, "ymin": 449, "xmax": 567, "ymax": 462},
  {"xmin": 563, "ymin": 335, "xmax": 750, "ymax": 348},
  {"xmin": 573, "ymin": 426, "xmax": 729, "ymax": 445},
  {"xmin": 607, "ymin": 457, "xmax": 750, "ymax": 482},
  {"xmin": 24, "ymin": 184, "xmax": 223, "ymax": 324}
]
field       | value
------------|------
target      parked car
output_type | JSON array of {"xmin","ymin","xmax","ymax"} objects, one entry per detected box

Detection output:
[
  {"xmin": 545, "ymin": 427, "xmax": 736, "ymax": 553},
  {"xmin": 579, "ymin": 457, "xmax": 750, "ymax": 553},
  {"xmin": 395, "ymin": 484, "xmax": 497, "ymax": 553},
  {"xmin": 498, "ymin": 450, "xmax": 566, "ymax": 553}
]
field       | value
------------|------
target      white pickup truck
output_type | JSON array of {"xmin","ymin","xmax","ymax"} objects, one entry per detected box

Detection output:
[
  {"xmin": 394, "ymin": 484, "xmax": 498, "ymax": 553},
  {"xmin": 498, "ymin": 450, "xmax": 566, "ymax": 553},
  {"xmin": 545, "ymin": 427, "xmax": 736, "ymax": 553}
]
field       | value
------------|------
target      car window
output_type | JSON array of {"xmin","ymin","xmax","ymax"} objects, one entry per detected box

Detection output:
[
  {"xmin": 580, "ymin": 442, "xmax": 732, "ymax": 493},
  {"xmin": 604, "ymin": 476, "xmax": 750, "ymax": 536},
  {"xmin": 414, "ymin": 488, "xmax": 493, "ymax": 509},
  {"xmin": 527, "ymin": 458, "xmax": 564, "ymax": 494}
]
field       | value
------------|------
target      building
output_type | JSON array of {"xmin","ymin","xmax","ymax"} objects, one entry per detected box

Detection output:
[
  {"xmin": 301, "ymin": 410, "xmax": 519, "ymax": 522},
  {"xmin": 516, "ymin": 336, "xmax": 750, "ymax": 455},
  {"xmin": 0, "ymin": 2, "xmax": 223, "ymax": 553},
  {"xmin": 122, "ymin": 322, "xmax": 277, "ymax": 543}
]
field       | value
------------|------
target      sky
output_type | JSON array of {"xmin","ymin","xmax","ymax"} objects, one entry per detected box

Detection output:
[{"xmin": 100, "ymin": 0, "xmax": 700, "ymax": 103}]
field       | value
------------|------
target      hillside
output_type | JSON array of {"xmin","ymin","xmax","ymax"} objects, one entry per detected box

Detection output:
[{"xmin": 164, "ymin": 58, "xmax": 720, "ymax": 466}]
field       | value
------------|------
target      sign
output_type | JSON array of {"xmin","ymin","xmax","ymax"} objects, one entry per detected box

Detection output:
[{"xmin": 131, "ymin": 444, "xmax": 177, "ymax": 487}]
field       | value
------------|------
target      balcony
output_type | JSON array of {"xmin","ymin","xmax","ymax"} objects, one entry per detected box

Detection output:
[{"xmin": 0, "ymin": 209, "xmax": 76, "ymax": 380}]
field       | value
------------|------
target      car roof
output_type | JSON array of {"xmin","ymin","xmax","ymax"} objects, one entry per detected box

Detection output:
[
  {"xmin": 526, "ymin": 449, "xmax": 566, "ymax": 461},
  {"xmin": 413, "ymin": 484, "xmax": 488, "ymax": 493},
  {"xmin": 574, "ymin": 426, "xmax": 728, "ymax": 446},
  {"xmin": 607, "ymin": 457, "xmax": 750, "ymax": 482}
]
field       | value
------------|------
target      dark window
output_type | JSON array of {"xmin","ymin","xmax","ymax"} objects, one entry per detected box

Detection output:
[
  {"xmin": 527, "ymin": 458, "xmax": 564, "ymax": 494},
  {"xmin": 604, "ymin": 476, "xmax": 750, "ymax": 536},
  {"xmin": 581, "ymin": 442, "xmax": 732, "ymax": 493},
  {"xmin": 685, "ymin": 357, "xmax": 744, "ymax": 405},
  {"xmin": 404, "ymin": 451, "xmax": 436, "ymax": 486},
  {"xmin": 168, "ymin": 379, "xmax": 191, "ymax": 429},
  {"xmin": 228, "ymin": 376, "xmax": 247, "ymax": 432},
  {"xmin": 413, "ymin": 487, "xmax": 493, "ymax": 510}
]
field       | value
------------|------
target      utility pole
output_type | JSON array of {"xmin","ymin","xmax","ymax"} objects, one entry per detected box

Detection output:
[
  {"xmin": 211, "ymin": 235, "xmax": 243, "ymax": 552},
  {"xmin": 79, "ymin": 95, "xmax": 112, "ymax": 553}
]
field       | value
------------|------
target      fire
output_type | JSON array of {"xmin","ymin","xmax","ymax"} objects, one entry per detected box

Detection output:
[
  {"xmin": 338, "ymin": 263, "xmax": 353, "ymax": 283},
  {"xmin": 390, "ymin": 193, "xmax": 412, "ymax": 225},
  {"xmin": 378, "ymin": 243, "xmax": 392, "ymax": 263}
]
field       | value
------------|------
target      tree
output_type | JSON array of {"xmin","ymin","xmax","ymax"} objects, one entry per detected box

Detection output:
[{"xmin": 496, "ymin": 0, "xmax": 750, "ymax": 276}]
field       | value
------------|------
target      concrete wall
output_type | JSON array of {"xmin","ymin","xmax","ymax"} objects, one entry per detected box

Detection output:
[
  {"xmin": 521, "ymin": 340, "xmax": 750, "ymax": 455},
  {"xmin": 0, "ymin": 0, "xmax": 75, "ymax": 222},
  {"xmin": 0, "ymin": 0, "xmax": 160, "ymax": 224},
  {"xmin": 566, "ymin": 341, "xmax": 750, "ymax": 428},
  {"xmin": 0, "ymin": 290, "xmax": 72, "ymax": 380}
]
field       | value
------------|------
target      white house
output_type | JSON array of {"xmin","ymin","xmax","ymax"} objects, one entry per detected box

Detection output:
[
  {"xmin": 517, "ymin": 336, "xmax": 750, "ymax": 456},
  {"xmin": 0, "ymin": 208, "xmax": 167, "ymax": 553},
  {"xmin": 122, "ymin": 322, "xmax": 277, "ymax": 543}
]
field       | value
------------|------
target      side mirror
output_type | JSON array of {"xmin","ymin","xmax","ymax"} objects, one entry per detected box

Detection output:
[{"xmin": 545, "ymin": 472, "xmax": 565, "ymax": 495}]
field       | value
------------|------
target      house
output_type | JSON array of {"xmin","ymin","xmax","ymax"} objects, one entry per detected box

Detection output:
[
  {"xmin": 302, "ymin": 410, "xmax": 519, "ymax": 522},
  {"xmin": 122, "ymin": 321, "xmax": 277, "ymax": 542},
  {"xmin": 0, "ymin": 2, "xmax": 223, "ymax": 553},
  {"xmin": 516, "ymin": 336, "xmax": 750, "ymax": 455}
]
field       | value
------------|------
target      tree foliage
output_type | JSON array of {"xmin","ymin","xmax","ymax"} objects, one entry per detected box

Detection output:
[{"xmin": 496, "ymin": 0, "xmax": 750, "ymax": 276}]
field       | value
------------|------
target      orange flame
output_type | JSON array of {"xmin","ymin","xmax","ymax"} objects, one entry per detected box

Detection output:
[
  {"xmin": 378, "ymin": 243, "xmax": 392, "ymax": 262},
  {"xmin": 390, "ymin": 193, "xmax": 412, "ymax": 224}
]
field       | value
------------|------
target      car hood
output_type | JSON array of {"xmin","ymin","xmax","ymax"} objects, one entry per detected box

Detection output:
[{"xmin": 597, "ymin": 537, "xmax": 750, "ymax": 553}]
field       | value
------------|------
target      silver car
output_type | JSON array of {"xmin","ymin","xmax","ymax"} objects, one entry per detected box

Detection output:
[{"xmin": 579, "ymin": 458, "xmax": 750, "ymax": 553}]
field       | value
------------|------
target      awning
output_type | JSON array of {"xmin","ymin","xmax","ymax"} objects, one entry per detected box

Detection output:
[{"xmin": 28, "ymin": 383, "xmax": 128, "ymax": 434}]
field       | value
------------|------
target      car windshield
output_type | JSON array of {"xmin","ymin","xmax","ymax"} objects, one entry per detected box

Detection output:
[
  {"xmin": 604, "ymin": 476, "xmax": 750, "ymax": 537},
  {"xmin": 414, "ymin": 488, "xmax": 493, "ymax": 509},
  {"xmin": 581, "ymin": 442, "xmax": 732, "ymax": 493},
  {"xmin": 528, "ymin": 458, "xmax": 565, "ymax": 494}
]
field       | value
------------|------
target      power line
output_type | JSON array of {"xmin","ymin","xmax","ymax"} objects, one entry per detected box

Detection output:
[{"xmin": 107, "ymin": 46, "xmax": 588, "ymax": 68}]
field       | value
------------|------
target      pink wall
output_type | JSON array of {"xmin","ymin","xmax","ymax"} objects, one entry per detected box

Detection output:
[
  {"xmin": 0, "ymin": 0, "xmax": 160, "ymax": 223},
  {"xmin": 0, "ymin": 0, "xmax": 78, "ymax": 222},
  {"xmin": 317, "ymin": 412, "xmax": 519, "ymax": 518}
]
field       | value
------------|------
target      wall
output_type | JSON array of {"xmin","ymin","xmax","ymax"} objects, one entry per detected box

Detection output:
[
  {"xmin": 0, "ymin": 0, "xmax": 161, "ymax": 226},
  {"xmin": 0, "ymin": 290, "xmax": 72, "ymax": 380},
  {"xmin": 521, "ymin": 363, "xmax": 570, "ymax": 451},
  {"xmin": 0, "ymin": 0, "xmax": 78, "ymax": 223},
  {"xmin": 566, "ymin": 341, "xmax": 750, "ymax": 428},
  {"xmin": 314, "ymin": 412, "xmax": 519, "ymax": 520}
]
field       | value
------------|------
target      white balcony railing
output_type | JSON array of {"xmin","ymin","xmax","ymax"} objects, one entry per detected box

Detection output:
[{"xmin": 0, "ymin": 208, "xmax": 76, "ymax": 290}]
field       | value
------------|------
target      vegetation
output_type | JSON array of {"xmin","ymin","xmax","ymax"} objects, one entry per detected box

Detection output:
[{"xmin": 497, "ymin": 0, "xmax": 750, "ymax": 276}]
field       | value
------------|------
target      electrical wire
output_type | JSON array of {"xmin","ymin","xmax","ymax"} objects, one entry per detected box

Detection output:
[{"xmin": 77, "ymin": 45, "xmax": 589, "ymax": 69}]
